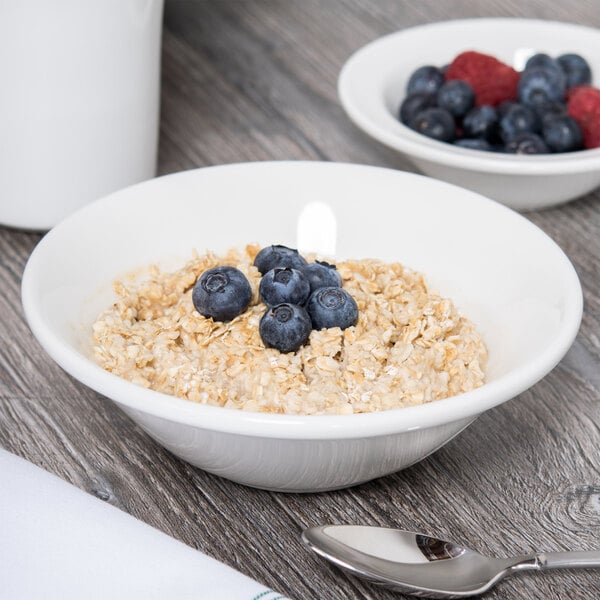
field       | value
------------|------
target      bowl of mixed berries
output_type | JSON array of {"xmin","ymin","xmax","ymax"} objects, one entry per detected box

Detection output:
[{"xmin": 338, "ymin": 18, "xmax": 600, "ymax": 209}]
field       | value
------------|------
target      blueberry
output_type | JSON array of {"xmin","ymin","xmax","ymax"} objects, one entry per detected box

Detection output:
[
  {"xmin": 534, "ymin": 101, "xmax": 567, "ymax": 125},
  {"xmin": 259, "ymin": 303, "xmax": 312, "ymax": 353},
  {"xmin": 525, "ymin": 53, "xmax": 560, "ymax": 72},
  {"xmin": 399, "ymin": 92, "xmax": 436, "ymax": 125},
  {"xmin": 302, "ymin": 261, "xmax": 342, "ymax": 293},
  {"xmin": 454, "ymin": 138, "xmax": 493, "ymax": 151},
  {"xmin": 462, "ymin": 106, "xmax": 498, "ymax": 140},
  {"xmin": 254, "ymin": 245, "xmax": 308, "ymax": 275},
  {"xmin": 409, "ymin": 108, "xmax": 455, "ymax": 142},
  {"xmin": 259, "ymin": 267, "xmax": 310, "ymax": 307},
  {"xmin": 406, "ymin": 65, "xmax": 445, "ymax": 96},
  {"xmin": 498, "ymin": 103, "xmax": 540, "ymax": 142},
  {"xmin": 542, "ymin": 115, "xmax": 583, "ymax": 152},
  {"xmin": 436, "ymin": 80, "xmax": 475, "ymax": 118},
  {"xmin": 518, "ymin": 67, "xmax": 566, "ymax": 107},
  {"xmin": 192, "ymin": 266, "xmax": 252, "ymax": 322},
  {"xmin": 505, "ymin": 132, "xmax": 549, "ymax": 154},
  {"xmin": 557, "ymin": 53, "xmax": 592, "ymax": 88},
  {"xmin": 496, "ymin": 100, "xmax": 518, "ymax": 118},
  {"xmin": 307, "ymin": 287, "xmax": 358, "ymax": 331}
]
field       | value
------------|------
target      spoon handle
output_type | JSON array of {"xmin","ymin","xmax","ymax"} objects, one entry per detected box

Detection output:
[{"xmin": 537, "ymin": 551, "xmax": 600, "ymax": 570}]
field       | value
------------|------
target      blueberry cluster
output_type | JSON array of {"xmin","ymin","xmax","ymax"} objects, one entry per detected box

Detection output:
[
  {"xmin": 400, "ymin": 53, "xmax": 592, "ymax": 154},
  {"xmin": 192, "ymin": 245, "xmax": 358, "ymax": 353}
]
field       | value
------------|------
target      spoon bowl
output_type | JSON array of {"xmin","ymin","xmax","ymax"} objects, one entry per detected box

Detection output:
[{"xmin": 302, "ymin": 525, "xmax": 600, "ymax": 598}]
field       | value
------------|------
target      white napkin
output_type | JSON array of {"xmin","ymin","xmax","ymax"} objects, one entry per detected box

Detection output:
[{"xmin": 0, "ymin": 449, "xmax": 289, "ymax": 600}]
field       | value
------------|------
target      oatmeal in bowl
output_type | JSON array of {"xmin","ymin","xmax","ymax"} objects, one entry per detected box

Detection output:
[
  {"xmin": 21, "ymin": 162, "xmax": 582, "ymax": 491},
  {"xmin": 92, "ymin": 244, "xmax": 487, "ymax": 416}
]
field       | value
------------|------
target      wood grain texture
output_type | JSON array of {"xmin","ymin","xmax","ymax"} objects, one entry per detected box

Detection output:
[{"xmin": 1, "ymin": 1, "xmax": 600, "ymax": 598}]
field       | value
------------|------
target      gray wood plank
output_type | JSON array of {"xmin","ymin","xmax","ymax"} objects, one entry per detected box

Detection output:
[{"xmin": 1, "ymin": 1, "xmax": 600, "ymax": 598}]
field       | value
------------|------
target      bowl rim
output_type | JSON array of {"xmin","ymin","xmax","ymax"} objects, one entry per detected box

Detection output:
[
  {"xmin": 21, "ymin": 161, "xmax": 583, "ymax": 440},
  {"xmin": 338, "ymin": 17, "xmax": 600, "ymax": 175}
]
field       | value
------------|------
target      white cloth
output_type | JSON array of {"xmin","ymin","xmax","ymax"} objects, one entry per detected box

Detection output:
[{"xmin": 0, "ymin": 449, "xmax": 288, "ymax": 600}]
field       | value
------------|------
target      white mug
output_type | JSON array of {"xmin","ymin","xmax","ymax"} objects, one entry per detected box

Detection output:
[{"xmin": 0, "ymin": 0, "xmax": 164, "ymax": 230}]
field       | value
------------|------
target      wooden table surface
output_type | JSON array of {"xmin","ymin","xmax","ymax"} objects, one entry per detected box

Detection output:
[{"xmin": 2, "ymin": 1, "xmax": 599, "ymax": 598}]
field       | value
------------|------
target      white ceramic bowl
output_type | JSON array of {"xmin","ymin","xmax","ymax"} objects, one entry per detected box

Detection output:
[
  {"xmin": 338, "ymin": 18, "xmax": 600, "ymax": 210},
  {"xmin": 22, "ymin": 162, "xmax": 582, "ymax": 492}
]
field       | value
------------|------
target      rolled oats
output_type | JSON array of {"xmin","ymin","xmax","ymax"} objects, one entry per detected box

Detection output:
[{"xmin": 92, "ymin": 245, "xmax": 487, "ymax": 415}]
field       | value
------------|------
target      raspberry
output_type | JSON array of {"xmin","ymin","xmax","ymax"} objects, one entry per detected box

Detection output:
[
  {"xmin": 567, "ymin": 85, "xmax": 600, "ymax": 103},
  {"xmin": 567, "ymin": 86, "xmax": 600, "ymax": 148},
  {"xmin": 445, "ymin": 51, "xmax": 519, "ymax": 107}
]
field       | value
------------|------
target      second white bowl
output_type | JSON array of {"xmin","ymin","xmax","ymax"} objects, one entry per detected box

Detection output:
[{"xmin": 338, "ymin": 18, "xmax": 600, "ymax": 210}]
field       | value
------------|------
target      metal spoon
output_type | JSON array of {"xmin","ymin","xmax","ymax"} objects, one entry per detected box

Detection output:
[{"xmin": 302, "ymin": 525, "xmax": 600, "ymax": 598}]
